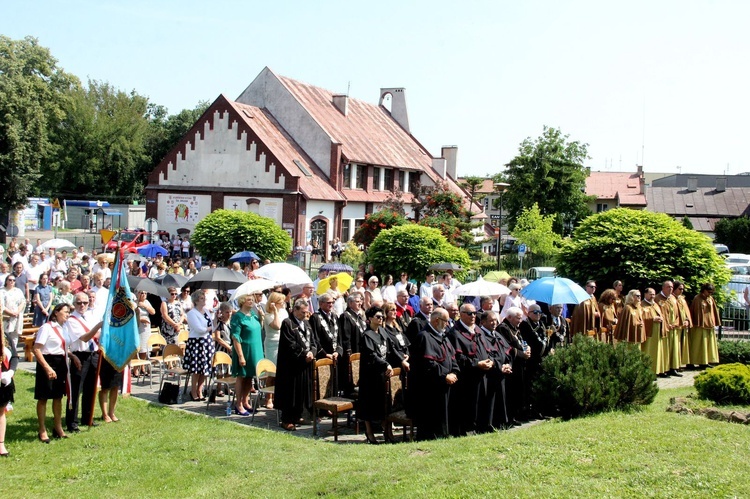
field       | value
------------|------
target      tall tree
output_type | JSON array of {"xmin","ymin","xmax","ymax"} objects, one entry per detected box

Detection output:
[
  {"xmin": 43, "ymin": 80, "xmax": 151, "ymax": 202},
  {"xmin": 503, "ymin": 126, "xmax": 593, "ymax": 235},
  {"xmin": 511, "ymin": 203, "xmax": 561, "ymax": 258},
  {"xmin": 714, "ymin": 216, "xmax": 750, "ymax": 254},
  {"xmin": 460, "ymin": 176, "xmax": 487, "ymax": 220},
  {"xmin": 0, "ymin": 36, "xmax": 79, "ymax": 214},
  {"xmin": 145, "ymin": 100, "xmax": 210, "ymax": 169}
]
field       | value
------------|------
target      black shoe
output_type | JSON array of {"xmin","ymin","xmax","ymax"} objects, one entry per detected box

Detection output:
[
  {"xmin": 670, "ymin": 370, "xmax": 683, "ymax": 377},
  {"xmin": 0, "ymin": 452, "xmax": 8, "ymax": 457},
  {"xmin": 88, "ymin": 422, "xmax": 99, "ymax": 428},
  {"xmin": 52, "ymin": 429, "xmax": 68, "ymax": 439},
  {"xmin": 38, "ymin": 433, "xmax": 50, "ymax": 444},
  {"xmin": 67, "ymin": 426, "xmax": 81, "ymax": 433}
]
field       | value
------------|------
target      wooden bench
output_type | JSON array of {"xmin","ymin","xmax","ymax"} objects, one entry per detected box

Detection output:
[{"xmin": 21, "ymin": 334, "xmax": 37, "ymax": 362}]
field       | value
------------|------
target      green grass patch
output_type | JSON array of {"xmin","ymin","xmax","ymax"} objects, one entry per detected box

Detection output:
[{"xmin": 2, "ymin": 372, "xmax": 750, "ymax": 497}]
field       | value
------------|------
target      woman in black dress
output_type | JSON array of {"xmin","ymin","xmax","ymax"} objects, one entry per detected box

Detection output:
[
  {"xmin": 381, "ymin": 302, "xmax": 411, "ymax": 441},
  {"xmin": 358, "ymin": 306, "xmax": 401, "ymax": 444}
]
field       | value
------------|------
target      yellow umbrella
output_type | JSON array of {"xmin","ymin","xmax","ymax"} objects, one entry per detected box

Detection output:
[
  {"xmin": 483, "ymin": 270, "xmax": 511, "ymax": 283},
  {"xmin": 317, "ymin": 272, "xmax": 353, "ymax": 295}
]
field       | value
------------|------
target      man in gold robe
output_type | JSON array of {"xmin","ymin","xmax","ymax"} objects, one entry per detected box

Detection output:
[
  {"xmin": 642, "ymin": 288, "xmax": 667, "ymax": 376},
  {"xmin": 689, "ymin": 283, "xmax": 720, "ymax": 367},
  {"xmin": 654, "ymin": 280, "xmax": 682, "ymax": 376},
  {"xmin": 672, "ymin": 281, "xmax": 693, "ymax": 369},
  {"xmin": 571, "ymin": 281, "xmax": 599, "ymax": 336}
]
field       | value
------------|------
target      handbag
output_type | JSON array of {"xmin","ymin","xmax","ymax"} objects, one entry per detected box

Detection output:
[{"xmin": 159, "ymin": 382, "xmax": 179, "ymax": 405}]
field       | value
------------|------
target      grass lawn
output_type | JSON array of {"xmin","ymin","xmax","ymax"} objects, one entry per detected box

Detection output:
[{"xmin": 3, "ymin": 371, "xmax": 749, "ymax": 498}]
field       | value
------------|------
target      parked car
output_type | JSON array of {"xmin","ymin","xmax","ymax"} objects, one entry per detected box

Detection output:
[
  {"xmin": 104, "ymin": 229, "xmax": 171, "ymax": 253},
  {"xmin": 725, "ymin": 254, "xmax": 750, "ymax": 265},
  {"xmin": 528, "ymin": 266, "xmax": 556, "ymax": 281},
  {"xmin": 714, "ymin": 243, "xmax": 729, "ymax": 255}
]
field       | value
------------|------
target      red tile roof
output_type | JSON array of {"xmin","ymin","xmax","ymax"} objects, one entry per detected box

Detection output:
[
  {"xmin": 277, "ymin": 74, "xmax": 432, "ymax": 170},
  {"xmin": 586, "ymin": 171, "xmax": 646, "ymax": 206}
]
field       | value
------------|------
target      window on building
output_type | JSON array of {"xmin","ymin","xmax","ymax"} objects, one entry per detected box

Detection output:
[
  {"xmin": 373, "ymin": 166, "xmax": 381, "ymax": 191},
  {"xmin": 409, "ymin": 172, "xmax": 420, "ymax": 194},
  {"xmin": 343, "ymin": 164, "xmax": 351, "ymax": 189},
  {"xmin": 354, "ymin": 218, "xmax": 364, "ymax": 235},
  {"xmin": 384, "ymin": 169, "xmax": 394, "ymax": 191},
  {"xmin": 596, "ymin": 203, "xmax": 609, "ymax": 213},
  {"xmin": 342, "ymin": 219, "xmax": 351, "ymax": 242},
  {"xmin": 484, "ymin": 198, "xmax": 490, "ymax": 211},
  {"xmin": 355, "ymin": 164, "xmax": 366, "ymax": 189},
  {"xmin": 398, "ymin": 170, "xmax": 405, "ymax": 192}
]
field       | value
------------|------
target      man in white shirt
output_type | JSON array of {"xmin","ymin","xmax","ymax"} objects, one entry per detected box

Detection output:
[
  {"xmin": 11, "ymin": 244, "xmax": 30, "ymax": 272},
  {"xmin": 0, "ymin": 262, "xmax": 9, "ymax": 285},
  {"xmin": 92, "ymin": 276, "xmax": 111, "ymax": 322},
  {"xmin": 64, "ymin": 292, "xmax": 100, "ymax": 430},
  {"xmin": 25, "ymin": 254, "xmax": 46, "ymax": 302},
  {"xmin": 420, "ymin": 271, "xmax": 436, "ymax": 299}
]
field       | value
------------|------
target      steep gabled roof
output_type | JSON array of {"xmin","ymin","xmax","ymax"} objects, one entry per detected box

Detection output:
[{"xmin": 276, "ymin": 75, "xmax": 432, "ymax": 170}]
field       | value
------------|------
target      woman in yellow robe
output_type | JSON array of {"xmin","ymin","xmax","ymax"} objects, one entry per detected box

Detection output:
[
  {"xmin": 689, "ymin": 283, "xmax": 720, "ymax": 366},
  {"xmin": 614, "ymin": 290, "xmax": 645, "ymax": 344}
]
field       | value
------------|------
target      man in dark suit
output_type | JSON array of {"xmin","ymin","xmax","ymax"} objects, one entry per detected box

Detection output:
[
  {"xmin": 309, "ymin": 292, "xmax": 343, "ymax": 393},
  {"xmin": 544, "ymin": 303, "xmax": 569, "ymax": 349},
  {"xmin": 405, "ymin": 296, "xmax": 433, "ymax": 348}
]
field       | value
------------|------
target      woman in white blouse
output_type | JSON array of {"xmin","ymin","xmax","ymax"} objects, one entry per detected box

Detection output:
[
  {"xmin": 33, "ymin": 303, "xmax": 99, "ymax": 442},
  {"xmin": 185, "ymin": 290, "xmax": 215, "ymax": 401}
]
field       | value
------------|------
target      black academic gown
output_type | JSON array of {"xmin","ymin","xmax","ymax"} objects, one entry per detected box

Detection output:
[
  {"xmin": 544, "ymin": 314, "xmax": 569, "ymax": 350},
  {"xmin": 497, "ymin": 319, "xmax": 528, "ymax": 421},
  {"xmin": 447, "ymin": 320, "xmax": 493, "ymax": 436},
  {"xmin": 405, "ymin": 311, "xmax": 429, "ymax": 351},
  {"xmin": 383, "ymin": 320, "xmax": 410, "ymax": 412},
  {"xmin": 275, "ymin": 316, "xmax": 317, "ymax": 425},
  {"xmin": 358, "ymin": 327, "xmax": 401, "ymax": 422},
  {"xmin": 310, "ymin": 310, "xmax": 344, "ymax": 393},
  {"xmin": 409, "ymin": 324, "xmax": 459, "ymax": 441},
  {"xmin": 337, "ymin": 307, "xmax": 366, "ymax": 394},
  {"xmin": 481, "ymin": 325, "xmax": 513, "ymax": 428}
]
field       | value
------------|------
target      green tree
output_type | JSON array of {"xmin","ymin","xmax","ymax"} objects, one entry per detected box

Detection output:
[
  {"xmin": 414, "ymin": 180, "xmax": 481, "ymax": 254},
  {"xmin": 0, "ymin": 36, "xmax": 79, "ymax": 213},
  {"xmin": 557, "ymin": 208, "xmax": 731, "ymax": 299},
  {"xmin": 353, "ymin": 209, "xmax": 407, "ymax": 247},
  {"xmin": 368, "ymin": 224, "xmax": 471, "ymax": 279},
  {"xmin": 503, "ymin": 126, "xmax": 593, "ymax": 235},
  {"xmin": 714, "ymin": 216, "xmax": 750, "ymax": 254},
  {"xmin": 340, "ymin": 240, "xmax": 365, "ymax": 269},
  {"xmin": 42, "ymin": 79, "xmax": 151, "ymax": 201},
  {"xmin": 681, "ymin": 216, "xmax": 694, "ymax": 230},
  {"xmin": 191, "ymin": 209, "xmax": 292, "ymax": 263},
  {"xmin": 460, "ymin": 176, "xmax": 487, "ymax": 220},
  {"xmin": 511, "ymin": 203, "xmax": 561, "ymax": 258}
]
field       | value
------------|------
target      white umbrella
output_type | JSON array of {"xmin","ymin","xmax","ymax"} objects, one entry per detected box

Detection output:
[
  {"xmin": 233, "ymin": 278, "xmax": 277, "ymax": 300},
  {"xmin": 253, "ymin": 262, "xmax": 313, "ymax": 295},
  {"xmin": 38, "ymin": 238, "xmax": 76, "ymax": 251},
  {"xmin": 453, "ymin": 276, "xmax": 511, "ymax": 297}
]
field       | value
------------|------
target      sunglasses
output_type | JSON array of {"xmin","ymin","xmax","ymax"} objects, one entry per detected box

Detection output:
[
  {"xmin": 462, "ymin": 311, "xmax": 477, "ymax": 316},
  {"xmin": 75, "ymin": 301, "xmax": 89, "ymax": 305},
  {"xmin": 530, "ymin": 310, "xmax": 542, "ymax": 314},
  {"xmin": 373, "ymin": 315, "xmax": 384, "ymax": 319}
]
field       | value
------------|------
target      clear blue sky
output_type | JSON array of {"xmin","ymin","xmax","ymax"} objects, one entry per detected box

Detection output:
[{"xmin": 3, "ymin": 0, "xmax": 748, "ymax": 177}]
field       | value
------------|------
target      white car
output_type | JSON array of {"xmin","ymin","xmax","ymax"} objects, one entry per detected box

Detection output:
[
  {"xmin": 725, "ymin": 254, "xmax": 750, "ymax": 265},
  {"xmin": 528, "ymin": 267, "xmax": 556, "ymax": 281}
]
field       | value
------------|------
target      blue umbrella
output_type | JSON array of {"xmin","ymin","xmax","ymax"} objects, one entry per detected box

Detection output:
[
  {"xmin": 228, "ymin": 250, "xmax": 260, "ymax": 263},
  {"xmin": 519, "ymin": 277, "xmax": 591, "ymax": 305},
  {"xmin": 319, "ymin": 262, "xmax": 353, "ymax": 273},
  {"xmin": 137, "ymin": 244, "xmax": 169, "ymax": 258}
]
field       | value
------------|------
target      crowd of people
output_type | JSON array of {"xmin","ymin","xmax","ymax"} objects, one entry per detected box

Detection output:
[{"xmin": 0, "ymin": 235, "xmax": 727, "ymax": 453}]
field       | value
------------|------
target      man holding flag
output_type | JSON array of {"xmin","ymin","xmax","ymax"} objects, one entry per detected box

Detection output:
[{"xmin": 96, "ymin": 248, "xmax": 140, "ymax": 423}]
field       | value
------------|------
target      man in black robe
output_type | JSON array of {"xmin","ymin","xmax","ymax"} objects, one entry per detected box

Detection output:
[
  {"xmin": 337, "ymin": 292, "xmax": 366, "ymax": 394},
  {"xmin": 310, "ymin": 292, "xmax": 343, "ymax": 393},
  {"xmin": 497, "ymin": 306, "xmax": 530, "ymax": 424},
  {"xmin": 409, "ymin": 308, "xmax": 459, "ymax": 441},
  {"xmin": 447, "ymin": 303, "xmax": 494, "ymax": 436},
  {"xmin": 544, "ymin": 303, "xmax": 569, "ymax": 349},
  {"xmin": 520, "ymin": 303, "xmax": 550, "ymax": 419},
  {"xmin": 275, "ymin": 299, "xmax": 317, "ymax": 431},
  {"xmin": 405, "ymin": 296, "xmax": 433, "ymax": 347},
  {"xmin": 479, "ymin": 311, "xmax": 514, "ymax": 429}
]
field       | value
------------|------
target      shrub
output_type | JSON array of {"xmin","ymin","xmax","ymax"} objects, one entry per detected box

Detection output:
[
  {"xmin": 532, "ymin": 336, "xmax": 658, "ymax": 419},
  {"xmin": 340, "ymin": 240, "xmax": 364, "ymax": 269},
  {"xmin": 718, "ymin": 340, "xmax": 750, "ymax": 365},
  {"xmin": 694, "ymin": 363, "xmax": 750, "ymax": 405}
]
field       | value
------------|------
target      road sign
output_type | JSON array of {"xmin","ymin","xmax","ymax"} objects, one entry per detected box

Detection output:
[
  {"xmin": 51, "ymin": 198, "xmax": 61, "ymax": 210},
  {"xmin": 518, "ymin": 243, "xmax": 527, "ymax": 255},
  {"xmin": 490, "ymin": 214, "xmax": 502, "ymax": 220}
]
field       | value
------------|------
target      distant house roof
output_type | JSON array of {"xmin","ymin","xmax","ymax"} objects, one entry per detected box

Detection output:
[
  {"xmin": 456, "ymin": 178, "xmax": 496, "ymax": 194},
  {"xmin": 652, "ymin": 173, "xmax": 750, "ymax": 188},
  {"xmin": 586, "ymin": 171, "xmax": 646, "ymax": 207},
  {"xmin": 646, "ymin": 187, "xmax": 750, "ymax": 218}
]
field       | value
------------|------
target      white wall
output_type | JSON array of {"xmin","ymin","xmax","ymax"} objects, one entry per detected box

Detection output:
[
  {"xmin": 158, "ymin": 109, "xmax": 286, "ymax": 191},
  {"xmin": 223, "ymin": 196, "xmax": 283, "ymax": 225},
  {"xmin": 237, "ymin": 68, "xmax": 333, "ymax": 177},
  {"xmin": 158, "ymin": 193, "xmax": 211, "ymax": 235}
]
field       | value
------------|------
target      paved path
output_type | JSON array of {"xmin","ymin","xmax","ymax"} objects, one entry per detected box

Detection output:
[{"xmin": 16, "ymin": 356, "xmax": 700, "ymax": 445}]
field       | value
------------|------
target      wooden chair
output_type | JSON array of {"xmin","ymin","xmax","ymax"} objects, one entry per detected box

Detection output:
[
  {"xmin": 206, "ymin": 351, "xmax": 236, "ymax": 410},
  {"xmin": 385, "ymin": 368, "xmax": 414, "ymax": 442},
  {"xmin": 158, "ymin": 344, "xmax": 189, "ymax": 400},
  {"xmin": 132, "ymin": 333, "xmax": 168, "ymax": 387},
  {"xmin": 348, "ymin": 353, "xmax": 361, "ymax": 398},
  {"xmin": 251, "ymin": 359, "xmax": 277, "ymax": 423},
  {"xmin": 312, "ymin": 358, "xmax": 355, "ymax": 442},
  {"xmin": 177, "ymin": 328, "xmax": 189, "ymax": 355}
]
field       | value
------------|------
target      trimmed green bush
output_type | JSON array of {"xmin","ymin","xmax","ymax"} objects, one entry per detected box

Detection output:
[
  {"xmin": 532, "ymin": 336, "xmax": 658, "ymax": 419},
  {"xmin": 694, "ymin": 363, "xmax": 750, "ymax": 405},
  {"xmin": 718, "ymin": 340, "xmax": 750, "ymax": 365}
]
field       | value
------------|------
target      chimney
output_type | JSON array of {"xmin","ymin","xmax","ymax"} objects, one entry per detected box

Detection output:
[
  {"xmin": 432, "ymin": 158, "xmax": 447, "ymax": 179},
  {"xmin": 441, "ymin": 146, "xmax": 458, "ymax": 180},
  {"xmin": 379, "ymin": 88, "xmax": 410, "ymax": 132},
  {"xmin": 332, "ymin": 94, "xmax": 348, "ymax": 116},
  {"xmin": 636, "ymin": 164, "xmax": 643, "ymax": 176},
  {"xmin": 716, "ymin": 177, "xmax": 727, "ymax": 193},
  {"xmin": 687, "ymin": 176, "xmax": 698, "ymax": 192}
]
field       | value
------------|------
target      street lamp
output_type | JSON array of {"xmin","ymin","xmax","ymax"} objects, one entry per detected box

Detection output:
[{"xmin": 494, "ymin": 182, "xmax": 510, "ymax": 270}]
